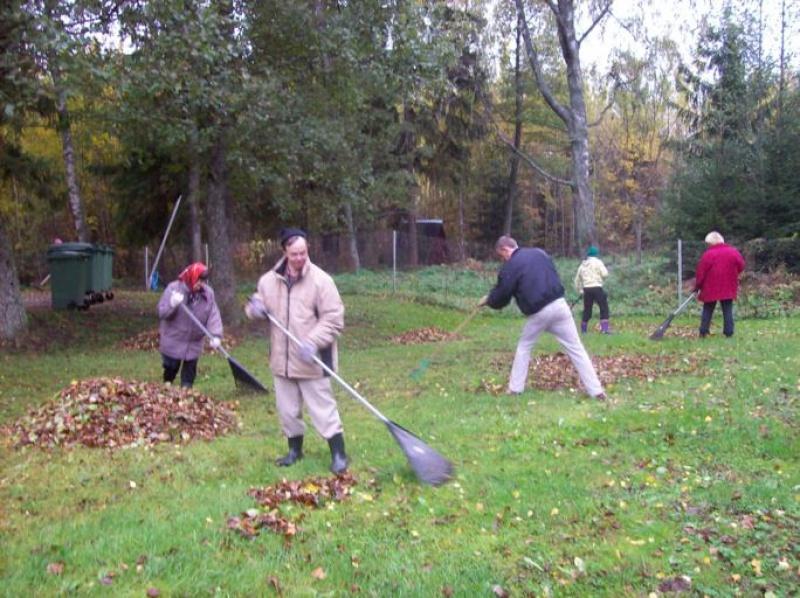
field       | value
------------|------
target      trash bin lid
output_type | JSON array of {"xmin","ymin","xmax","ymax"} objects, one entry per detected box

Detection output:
[
  {"xmin": 46, "ymin": 250, "xmax": 90, "ymax": 261},
  {"xmin": 47, "ymin": 242, "xmax": 94, "ymax": 256}
]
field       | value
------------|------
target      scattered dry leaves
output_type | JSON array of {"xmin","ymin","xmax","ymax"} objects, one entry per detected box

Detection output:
[
  {"xmin": 1, "ymin": 377, "xmax": 238, "ymax": 449},
  {"xmin": 119, "ymin": 329, "xmax": 238, "ymax": 352},
  {"xmin": 227, "ymin": 472, "xmax": 358, "ymax": 540},
  {"xmin": 390, "ymin": 327, "xmax": 461, "ymax": 344},
  {"xmin": 486, "ymin": 352, "xmax": 706, "ymax": 391}
]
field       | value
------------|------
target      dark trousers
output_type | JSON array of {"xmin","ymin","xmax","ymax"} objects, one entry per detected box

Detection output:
[
  {"xmin": 162, "ymin": 354, "xmax": 198, "ymax": 388},
  {"xmin": 699, "ymin": 299, "xmax": 734, "ymax": 337},
  {"xmin": 582, "ymin": 287, "xmax": 609, "ymax": 322}
]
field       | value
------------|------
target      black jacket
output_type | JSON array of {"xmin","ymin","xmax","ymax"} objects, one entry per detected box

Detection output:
[{"xmin": 487, "ymin": 247, "xmax": 564, "ymax": 315}]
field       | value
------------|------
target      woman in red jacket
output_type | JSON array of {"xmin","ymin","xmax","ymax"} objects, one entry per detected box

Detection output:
[{"xmin": 694, "ymin": 231, "xmax": 745, "ymax": 337}]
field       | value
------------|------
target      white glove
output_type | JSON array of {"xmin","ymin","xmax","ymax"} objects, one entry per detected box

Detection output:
[
  {"xmin": 169, "ymin": 291, "xmax": 185, "ymax": 308},
  {"xmin": 477, "ymin": 294, "xmax": 489, "ymax": 308},
  {"xmin": 245, "ymin": 294, "xmax": 269, "ymax": 320},
  {"xmin": 298, "ymin": 341, "xmax": 317, "ymax": 364},
  {"xmin": 209, "ymin": 336, "xmax": 222, "ymax": 350}
]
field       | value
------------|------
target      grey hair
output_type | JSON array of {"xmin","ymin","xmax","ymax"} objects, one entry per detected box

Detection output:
[
  {"xmin": 704, "ymin": 231, "xmax": 724, "ymax": 245},
  {"xmin": 495, "ymin": 235, "xmax": 518, "ymax": 251}
]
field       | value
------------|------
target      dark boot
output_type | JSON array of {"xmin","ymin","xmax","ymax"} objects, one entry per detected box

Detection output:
[
  {"xmin": 600, "ymin": 319, "xmax": 611, "ymax": 334},
  {"xmin": 327, "ymin": 433, "xmax": 348, "ymax": 474},
  {"xmin": 580, "ymin": 321, "xmax": 588, "ymax": 334},
  {"xmin": 276, "ymin": 435, "xmax": 303, "ymax": 467}
]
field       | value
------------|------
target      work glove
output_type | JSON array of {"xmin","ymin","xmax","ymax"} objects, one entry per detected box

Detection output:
[
  {"xmin": 209, "ymin": 336, "xmax": 222, "ymax": 350},
  {"xmin": 245, "ymin": 294, "xmax": 269, "ymax": 320},
  {"xmin": 169, "ymin": 291, "xmax": 185, "ymax": 308},
  {"xmin": 298, "ymin": 341, "xmax": 317, "ymax": 364},
  {"xmin": 477, "ymin": 294, "xmax": 489, "ymax": 308}
]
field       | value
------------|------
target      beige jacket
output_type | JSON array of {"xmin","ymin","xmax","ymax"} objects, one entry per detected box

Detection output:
[
  {"xmin": 574, "ymin": 257, "xmax": 608, "ymax": 293},
  {"xmin": 254, "ymin": 256, "xmax": 344, "ymax": 379}
]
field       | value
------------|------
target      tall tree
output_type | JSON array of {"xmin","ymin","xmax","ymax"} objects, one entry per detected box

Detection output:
[{"xmin": 513, "ymin": 0, "xmax": 614, "ymax": 249}]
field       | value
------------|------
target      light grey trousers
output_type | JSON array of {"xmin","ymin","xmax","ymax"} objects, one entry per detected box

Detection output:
[
  {"xmin": 273, "ymin": 375, "xmax": 344, "ymax": 439},
  {"xmin": 508, "ymin": 298, "xmax": 604, "ymax": 397}
]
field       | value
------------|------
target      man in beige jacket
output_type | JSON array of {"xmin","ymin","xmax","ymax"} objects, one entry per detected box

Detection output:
[{"xmin": 245, "ymin": 228, "xmax": 348, "ymax": 474}]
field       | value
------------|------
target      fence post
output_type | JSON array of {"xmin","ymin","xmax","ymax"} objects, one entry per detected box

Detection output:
[
  {"xmin": 392, "ymin": 230, "xmax": 397, "ymax": 294},
  {"xmin": 677, "ymin": 239, "xmax": 683, "ymax": 304}
]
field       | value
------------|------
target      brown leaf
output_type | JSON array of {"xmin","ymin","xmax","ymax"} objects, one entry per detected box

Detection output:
[
  {"xmin": 46, "ymin": 562, "xmax": 64, "ymax": 576},
  {"xmin": 146, "ymin": 588, "xmax": 161, "ymax": 597},
  {"xmin": 658, "ymin": 575, "xmax": 692, "ymax": 593},
  {"xmin": 492, "ymin": 585, "xmax": 509, "ymax": 597},
  {"xmin": 266, "ymin": 575, "xmax": 282, "ymax": 596},
  {"xmin": 311, "ymin": 567, "xmax": 326, "ymax": 580},
  {"xmin": 441, "ymin": 586, "xmax": 454, "ymax": 597}
]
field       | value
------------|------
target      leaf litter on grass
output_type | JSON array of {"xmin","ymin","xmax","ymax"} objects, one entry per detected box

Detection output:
[
  {"xmin": 478, "ymin": 352, "xmax": 707, "ymax": 394},
  {"xmin": 118, "ymin": 329, "xmax": 238, "ymax": 352},
  {"xmin": 390, "ymin": 327, "xmax": 462, "ymax": 344},
  {"xmin": 0, "ymin": 377, "xmax": 239, "ymax": 449},
  {"xmin": 227, "ymin": 473, "xmax": 358, "ymax": 540}
]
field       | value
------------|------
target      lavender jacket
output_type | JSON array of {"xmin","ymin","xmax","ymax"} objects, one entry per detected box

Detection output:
[{"xmin": 157, "ymin": 281, "xmax": 223, "ymax": 361}]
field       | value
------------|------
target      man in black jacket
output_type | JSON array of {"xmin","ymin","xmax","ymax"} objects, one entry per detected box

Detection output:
[{"xmin": 479, "ymin": 236, "xmax": 606, "ymax": 400}]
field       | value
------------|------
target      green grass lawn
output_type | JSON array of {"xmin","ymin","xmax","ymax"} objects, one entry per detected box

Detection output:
[{"xmin": 1, "ymin": 284, "xmax": 799, "ymax": 596}]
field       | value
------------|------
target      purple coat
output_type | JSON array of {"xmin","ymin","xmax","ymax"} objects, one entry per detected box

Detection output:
[{"xmin": 158, "ymin": 281, "xmax": 223, "ymax": 360}]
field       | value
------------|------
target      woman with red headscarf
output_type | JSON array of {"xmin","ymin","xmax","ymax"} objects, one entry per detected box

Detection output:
[{"xmin": 157, "ymin": 262, "xmax": 223, "ymax": 388}]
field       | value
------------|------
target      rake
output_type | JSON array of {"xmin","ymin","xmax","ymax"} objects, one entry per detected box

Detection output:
[
  {"xmin": 179, "ymin": 304, "xmax": 269, "ymax": 393},
  {"xmin": 649, "ymin": 291, "xmax": 698, "ymax": 340},
  {"xmin": 266, "ymin": 312, "xmax": 453, "ymax": 486},
  {"xmin": 410, "ymin": 304, "xmax": 482, "ymax": 381}
]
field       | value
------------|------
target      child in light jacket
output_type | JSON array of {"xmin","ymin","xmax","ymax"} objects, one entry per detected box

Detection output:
[{"xmin": 574, "ymin": 246, "xmax": 611, "ymax": 334}]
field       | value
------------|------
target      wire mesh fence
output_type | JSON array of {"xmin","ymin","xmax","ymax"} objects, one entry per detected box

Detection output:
[{"xmin": 19, "ymin": 230, "xmax": 800, "ymax": 319}]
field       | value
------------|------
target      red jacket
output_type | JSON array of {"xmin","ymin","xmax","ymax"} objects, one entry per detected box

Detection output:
[{"xmin": 695, "ymin": 243, "xmax": 745, "ymax": 302}]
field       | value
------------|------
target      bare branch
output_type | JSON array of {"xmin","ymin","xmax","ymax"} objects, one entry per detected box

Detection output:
[
  {"xmin": 578, "ymin": 1, "xmax": 613, "ymax": 46},
  {"xmin": 497, "ymin": 131, "xmax": 573, "ymax": 187},
  {"xmin": 588, "ymin": 97, "xmax": 615, "ymax": 127},
  {"xmin": 514, "ymin": 0, "xmax": 570, "ymax": 124}
]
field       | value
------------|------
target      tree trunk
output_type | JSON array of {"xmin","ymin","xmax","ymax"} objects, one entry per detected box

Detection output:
[
  {"xmin": 342, "ymin": 202, "xmax": 360, "ymax": 272},
  {"xmin": 503, "ymin": 11, "xmax": 524, "ymax": 236},
  {"xmin": 407, "ymin": 193, "xmax": 418, "ymax": 268},
  {"xmin": 515, "ymin": 0, "xmax": 600, "ymax": 248},
  {"xmin": 457, "ymin": 181, "xmax": 466, "ymax": 261},
  {"xmin": 188, "ymin": 141, "xmax": 203, "ymax": 263},
  {"xmin": 206, "ymin": 132, "xmax": 238, "ymax": 325},
  {"xmin": 0, "ymin": 216, "xmax": 28, "ymax": 341},
  {"xmin": 53, "ymin": 66, "xmax": 88, "ymax": 242},
  {"xmin": 558, "ymin": 1, "xmax": 596, "ymax": 247}
]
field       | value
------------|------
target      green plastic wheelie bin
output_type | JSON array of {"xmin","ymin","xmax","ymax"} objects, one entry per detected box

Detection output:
[{"xmin": 46, "ymin": 245, "xmax": 91, "ymax": 309}]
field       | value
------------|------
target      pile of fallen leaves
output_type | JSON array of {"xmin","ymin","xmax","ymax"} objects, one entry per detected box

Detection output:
[
  {"xmin": 227, "ymin": 473, "xmax": 357, "ymax": 539},
  {"xmin": 390, "ymin": 327, "xmax": 459, "ymax": 344},
  {"xmin": 119, "ymin": 329, "xmax": 238, "ymax": 352},
  {"xmin": 1, "ymin": 377, "xmax": 238, "ymax": 449},
  {"xmin": 485, "ymin": 352, "xmax": 706, "ymax": 392}
]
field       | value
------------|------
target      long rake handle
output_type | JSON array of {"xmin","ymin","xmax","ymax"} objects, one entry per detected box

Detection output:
[
  {"xmin": 673, "ymin": 291, "xmax": 698, "ymax": 317},
  {"xmin": 266, "ymin": 313, "xmax": 391, "ymax": 425},
  {"xmin": 148, "ymin": 194, "xmax": 182, "ymax": 284},
  {"xmin": 178, "ymin": 303, "xmax": 232, "ymax": 360},
  {"xmin": 419, "ymin": 304, "xmax": 481, "ymax": 367}
]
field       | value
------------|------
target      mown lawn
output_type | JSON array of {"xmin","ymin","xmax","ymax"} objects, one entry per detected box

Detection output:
[{"xmin": 1, "ymin": 284, "xmax": 799, "ymax": 596}]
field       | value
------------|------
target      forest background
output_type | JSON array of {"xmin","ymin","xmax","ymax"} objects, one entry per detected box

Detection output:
[{"xmin": 1, "ymin": 0, "xmax": 799, "ymax": 339}]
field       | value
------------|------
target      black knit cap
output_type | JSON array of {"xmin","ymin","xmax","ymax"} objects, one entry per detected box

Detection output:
[{"xmin": 279, "ymin": 227, "xmax": 307, "ymax": 248}]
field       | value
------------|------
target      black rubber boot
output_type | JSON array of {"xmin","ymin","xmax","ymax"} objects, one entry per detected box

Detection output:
[
  {"xmin": 327, "ymin": 433, "xmax": 348, "ymax": 474},
  {"xmin": 275, "ymin": 435, "xmax": 303, "ymax": 467}
]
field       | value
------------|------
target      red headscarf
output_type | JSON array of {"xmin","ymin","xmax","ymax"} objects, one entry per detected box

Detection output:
[{"xmin": 178, "ymin": 262, "xmax": 208, "ymax": 290}]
